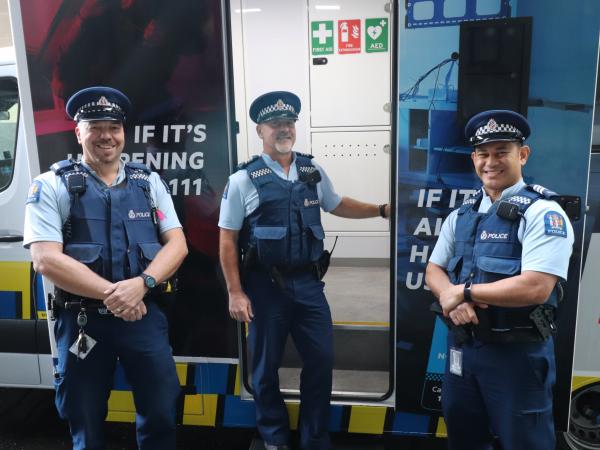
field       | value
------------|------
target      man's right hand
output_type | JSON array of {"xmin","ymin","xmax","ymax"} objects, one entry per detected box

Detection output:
[{"xmin": 229, "ymin": 291, "xmax": 254, "ymax": 322}]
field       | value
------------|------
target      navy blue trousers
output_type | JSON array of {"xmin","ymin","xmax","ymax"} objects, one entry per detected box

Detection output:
[
  {"xmin": 442, "ymin": 334, "xmax": 556, "ymax": 450},
  {"xmin": 53, "ymin": 302, "xmax": 180, "ymax": 450},
  {"xmin": 245, "ymin": 270, "xmax": 333, "ymax": 450}
]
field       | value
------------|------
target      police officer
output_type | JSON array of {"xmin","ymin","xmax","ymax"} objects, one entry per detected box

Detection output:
[
  {"xmin": 23, "ymin": 86, "xmax": 188, "ymax": 450},
  {"xmin": 425, "ymin": 110, "xmax": 574, "ymax": 450},
  {"xmin": 219, "ymin": 91, "xmax": 390, "ymax": 450}
]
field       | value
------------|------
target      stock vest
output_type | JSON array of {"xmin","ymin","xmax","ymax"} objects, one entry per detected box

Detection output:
[
  {"xmin": 51, "ymin": 160, "xmax": 162, "ymax": 283},
  {"xmin": 447, "ymin": 184, "xmax": 559, "ymax": 331},
  {"xmin": 239, "ymin": 153, "xmax": 325, "ymax": 267}
]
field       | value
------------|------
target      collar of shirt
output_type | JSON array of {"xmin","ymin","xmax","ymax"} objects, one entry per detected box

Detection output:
[
  {"xmin": 80, "ymin": 159, "xmax": 127, "ymax": 186},
  {"xmin": 261, "ymin": 153, "xmax": 299, "ymax": 181},
  {"xmin": 478, "ymin": 179, "xmax": 526, "ymax": 213}
]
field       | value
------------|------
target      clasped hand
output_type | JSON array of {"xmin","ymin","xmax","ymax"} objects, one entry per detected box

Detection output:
[
  {"xmin": 439, "ymin": 284, "xmax": 488, "ymax": 326},
  {"xmin": 103, "ymin": 277, "xmax": 148, "ymax": 322}
]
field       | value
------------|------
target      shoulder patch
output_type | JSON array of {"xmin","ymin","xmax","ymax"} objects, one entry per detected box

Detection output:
[
  {"xmin": 544, "ymin": 211, "xmax": 567, "ymax": 237},
  {"xmin": 26, "ymin": 180, "xmax": 42, "ymax": 204}
]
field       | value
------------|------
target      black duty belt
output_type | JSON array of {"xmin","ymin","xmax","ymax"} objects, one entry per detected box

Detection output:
[
  {"xmin": 430, "ymin": 302, "xmax": 555, "ymax": 345},
  {"xmin": 54, "ymin": 294, "xmax": 113, "ymax": 315},
  {"xmin": 273, "ymin": 263, "xmax": 316, "ymax": 275},
  {"xmin": 471, "ymin": 326, "xmax": 545, "ymax": 343}
]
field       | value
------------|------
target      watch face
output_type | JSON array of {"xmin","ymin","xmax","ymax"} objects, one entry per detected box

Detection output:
[{"xmin": 145, "ymin": 275, "xmax": 156, "ymax": 289}]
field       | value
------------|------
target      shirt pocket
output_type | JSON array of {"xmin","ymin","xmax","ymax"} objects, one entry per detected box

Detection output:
[
  {"xmin": 306, "ymin": 223, "xmax": 325, "ymax": 261},
  {"xmin": 254, "ymin": 226, "xmax": 288, "ymax": 265},
  {"xmin": 64, "ymin": 243, "xmax": 103, "ymax": 275},
  {"xmin": 476, "ymin": 255, "xmax": 521, "ymax": 283},
  {"xmin": 446, "ymin": 255, "xmax": 463, "ymax": 284},
  {"xmin": 138, "ymin": 241, "xmax": 163, "ymax": 273}
]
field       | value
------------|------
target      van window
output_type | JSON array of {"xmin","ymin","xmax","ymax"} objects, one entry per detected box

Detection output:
[{"xmin": 0, "ymin": 78, "xmax": 19, "ymax": 191}]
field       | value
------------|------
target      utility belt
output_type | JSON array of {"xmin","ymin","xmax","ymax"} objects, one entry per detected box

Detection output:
[
  {"xmin": 242, "ymin": 245, "xmax": 331, "ymax": 289},
  {"xmin": 49, "ymin": 290, "xmax": 113, "ymax": 318},
  {"xmin": 49, "ymin": 286, "xmax": 167, "ymax": 319},
  {"xmin": 431, "ymin": 303, "xmax": 556, "ymax": 345}
]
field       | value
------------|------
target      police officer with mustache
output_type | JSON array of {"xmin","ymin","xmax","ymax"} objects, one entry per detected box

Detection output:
[{"xmin": 219, "ymin": 91, "xmax": 390, "ymax": 450}]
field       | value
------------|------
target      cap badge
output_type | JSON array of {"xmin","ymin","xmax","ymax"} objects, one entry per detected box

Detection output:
[
  {"xmin": 486, "ymin": 118, "xmax": 498, "ymax": 131},
  {"xmin": 97, "ymin": 96, "xmax": 111, "ymax": 106},
  {"xmin": 276, "ymin": 99, "xmax": 285, "ymax": 110}
]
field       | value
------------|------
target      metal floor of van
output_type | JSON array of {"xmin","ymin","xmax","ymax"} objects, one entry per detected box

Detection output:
[{"xmin": 248, "ymin": 261, "xmax": 392, "ymax": 399}]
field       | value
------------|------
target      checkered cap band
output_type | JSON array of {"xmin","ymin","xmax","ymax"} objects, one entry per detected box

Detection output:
[
  {"xmin": 475, "ymin": 122, "xmax": 521, "ymax": 138},
  {"xmin": 75, "ymin": 98, "xmax": 125, "ymax": 121},
  {"xmin": 257, "ymin": 101, "xmax": 297, "ymax": 123}
]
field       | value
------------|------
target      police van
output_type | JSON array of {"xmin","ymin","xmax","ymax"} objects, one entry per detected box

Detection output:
[{"xmin": 1, "ymin": 0, "xmax": 599, "ymax": 449}]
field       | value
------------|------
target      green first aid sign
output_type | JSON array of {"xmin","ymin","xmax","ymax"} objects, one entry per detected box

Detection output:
[
  {"xmin": 312, "ymin": 21, "xmax": 334, "ymax": 55},
  {"xmin": 366, "ymin": 18, "xmax": 388, "ymax": 53}
]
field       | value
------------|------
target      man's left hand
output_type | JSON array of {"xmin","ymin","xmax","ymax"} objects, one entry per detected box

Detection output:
[
  {"xmin": 439, "ymin": 284, "xmax": 465, "ymax": 316},
  {"xmin": 103, "ymin": 277, "xmax": 147, "ymax": 318}
]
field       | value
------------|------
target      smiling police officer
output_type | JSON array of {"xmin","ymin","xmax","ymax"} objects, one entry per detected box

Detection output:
[
  {"xmin": 425, "ymin": 110, "xmax": 574, "ymax": 450},
  {"xmin": 23, "ymin": 86, "xmax": 188, "ymax": 450},
  {"xmin": 219, "ymin": 91, "xmax": 390, "ymax": 450}
]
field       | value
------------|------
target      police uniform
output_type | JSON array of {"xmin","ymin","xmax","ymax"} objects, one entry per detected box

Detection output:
[
  {"xmin": 23, "ymin": 87, "xmax": 181, "ymax": 450},
  {"xmin": 429, "ymin": 110, "xmax": 574, "ymax": 450},
  {"xmin": 219, "ymin": 92, "xmax": 341, "ymax": 450}
]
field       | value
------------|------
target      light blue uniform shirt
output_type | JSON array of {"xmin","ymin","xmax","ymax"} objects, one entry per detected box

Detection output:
[
  {"xmin": 23, "ymin": 160, "xmax": 181, "ymax": 248},
  {"xmin": 429, "ymin": 179, "xmax": 574, "ymax": 280},
  {"xmin": 218, "ymin": 153, "xmax": 342, "ymax": 231}
]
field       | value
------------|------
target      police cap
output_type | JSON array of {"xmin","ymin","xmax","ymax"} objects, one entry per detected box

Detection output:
[
  {"xmin": 465, "ymin": 110, "xmax": 531, "ymax": 146},
  {"xmin": 66, "ymin": 86, "xmax": 131, "ymax": 122},
  {"xmin": 249, "ymin": 91, "xmax": 300, "ymax": 124}
]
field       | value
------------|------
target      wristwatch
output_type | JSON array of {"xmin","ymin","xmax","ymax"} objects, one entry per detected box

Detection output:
[
  {"xmin": 140, "ymin": 272, "xmax": 157, "ymax": 289},
  {"xmin": 463, "ymin": 280, "xmax": 473, "ymax": 302}
]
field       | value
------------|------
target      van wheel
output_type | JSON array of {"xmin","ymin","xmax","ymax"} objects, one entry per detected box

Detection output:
[{"xmin": 557, "ymin": 383, "xmax": 600, "ymax": 449}]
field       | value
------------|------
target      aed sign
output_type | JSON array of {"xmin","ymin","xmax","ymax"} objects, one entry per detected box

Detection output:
[
  {"xmin": 366, "ymin": 18, "xmax": 389, "ymax": 53},
  {"xmin": 338, "ymin": 19, "xmax": 361, "ymax": 54}
]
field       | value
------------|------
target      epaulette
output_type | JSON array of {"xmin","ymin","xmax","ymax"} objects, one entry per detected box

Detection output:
[
  {"xmin": 236, "ymin": 154, "xmax": 260, "ymax": 171},
  {"xmin": 295, "ymin": 151, "xmax": 314, "ymax": 159},
  {"xmin": 50, "ymin": 159, "xmax": 79, "ymax": 175},
  {"xmin": 526, "ymin": 184, "xmax": 559, "ymax": 200},
  {"xmin": 125, "ymin": 162, "xmax": 151, "ymax": 174}
]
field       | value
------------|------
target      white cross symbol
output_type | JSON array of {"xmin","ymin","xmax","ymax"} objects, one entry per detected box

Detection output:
[
  {"xmin": 313, "ymin": 23, "xmax": 333, "ymax": 44},
  {"xmin": 380, "ymin": 19, "xmax": 387, "ymax": 27}
]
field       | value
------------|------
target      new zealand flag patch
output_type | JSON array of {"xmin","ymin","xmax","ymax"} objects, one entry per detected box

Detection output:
[
  {"xmin": 26, "ymin": 180, "xmax": 42, "ymax": 204},
  {"xmin": 544, "ymin": 211, "xmax": 567, "ymax": 237}
]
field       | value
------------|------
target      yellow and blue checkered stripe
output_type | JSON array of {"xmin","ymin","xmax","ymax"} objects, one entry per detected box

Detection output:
[
  {"xmin": 104, "ymin": 361, "xmax": 445, "ymax": 437},
  {"xmin": 0, "ymin": 262, "xmax": 38, "ymax": 320}
]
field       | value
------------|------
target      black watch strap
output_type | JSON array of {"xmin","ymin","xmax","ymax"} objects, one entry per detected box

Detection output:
[
  {"xmin": 379, "ymin": 203, "xmax": 387, "ymax": 218},
  {"xmin": 463, "ymin": 280, "xmax": 473, "ymax": 302}
]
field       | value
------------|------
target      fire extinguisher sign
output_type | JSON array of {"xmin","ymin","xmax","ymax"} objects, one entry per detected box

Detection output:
[{"xmin": 338, "ymin": 19, "xmax": 361, "ymax": 54}]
